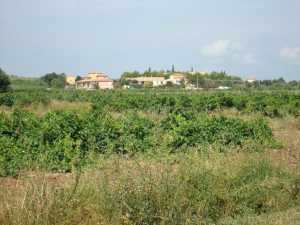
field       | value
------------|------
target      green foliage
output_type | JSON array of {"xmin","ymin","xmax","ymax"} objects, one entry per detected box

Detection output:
[
  {"xmin": 121, "ymin": 70, "xmax": 168, "ymax": 79},
  {"xmin": 41, "ymin": 72, "xmax": 66, "ymax": 88},
  {"xmin": 0, "ymin": 104, "xmax": 279, "ymax": 176},
  {"xmin": 0, "ymin": 137, "xmax": 24, "ymax": 177},
  {"xmin": 75, "ymin": 76, "xmax": 82, "ymax": 81},
  {"xmin": 1, "ymin": 90, "xmax": 299, "ymax": 118},
  {"xmin": 162, "ymin": 113, "xmax": 275, "ymax": 150},
  {"xmin": 0, "ymin": 89, "xmax": 297, "ymax": 176},
  {"xmin": 186, "ymin": 70, "xmax": 242, "ymax": 88},
  {"xmin": 80, "ymin": 111, "xmax": 120, "ymax": 154},
  {"xmin": 0, "ymin": 79, "xmax": 299, "ymax": 224},
  {"xmin": 10, "ymin": 76, "xmax": 48, "ymax": 90},
  {"xmin": 0, "ymin": 90, "xmax": 50, "ymax": 107},
  {"xmin": 42, "ymin": 111, "xmax": 82, "ymax": 145},
  {"xmin": 0, "ymin": 68, "xmax": 11, "ymax": 92},
  {"xmin": 42, "ymin": 136, "xmax": 82, "ymax": 172},
  {"xmin": 231, "ymin": 160, "xmax": 295, "ymax": 215},
  {"xmin": 118, "ymin": 112, "xmax": 154, "ymax": 153},
  {"xmin": 0, "ymin": 93, "xmax": 15, "ymax": 106},
  {"xmin": 245, "ymin": 78, "xmax": 300, "ymax": 90}
]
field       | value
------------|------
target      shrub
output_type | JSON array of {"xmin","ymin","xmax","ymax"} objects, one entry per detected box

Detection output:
[
  {"xmin": 41, "ymin": 136, "xmax": 81, "ymax": 172},
  {"xmin": 118, "ymin": 112, "xmax": 155, "ymax": 153},
  {"xmin": 0, "ymin": 68, "xmax": 10, "ymax": 92},
  {"xmin": 41, "ymin": 111, "xmax": 82, "ymax": 145},
  {"xmin": 0, "ymin": 93, "xmax": 15, "ymax": 106},
  {"xmin": 79, "ymin": 112, "xmax": 120, "ymax": 154},
  {"xmin": 162, "ymin": 113, "xmax": 276, "ymax": 150},
  {"xmin": 0, "ymin": 137, "xmax": 24, "ymax": 177}
]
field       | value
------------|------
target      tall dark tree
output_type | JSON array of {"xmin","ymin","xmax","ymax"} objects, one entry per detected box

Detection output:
[
  {"xmin": 0, "ymin": 68, "xmax": 11, "ymax": 92},
  {"xmin": 171, "ymin": 64, "xmax": 175, "ymax": 73}
]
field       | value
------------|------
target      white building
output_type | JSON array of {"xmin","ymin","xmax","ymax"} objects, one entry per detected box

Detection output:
[
  {"xmin": 246, "ymin": 77, "xmax": 257, "ymax": 83},
  {"xmin": 164, "ymin": 73, "xmax": 187, "ymax": 85},
  {"xmin": 217, "ymin": 86, "xmax": 231, "ymax": 90},
  {"xmin": 126, "ymin": 77, "xmax": 165, "ymax": 87}
]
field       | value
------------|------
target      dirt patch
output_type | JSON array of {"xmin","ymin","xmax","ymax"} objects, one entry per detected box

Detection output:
[{"xmin": 268, "ymin": 118, "xmax": 300, "ymax": 168}]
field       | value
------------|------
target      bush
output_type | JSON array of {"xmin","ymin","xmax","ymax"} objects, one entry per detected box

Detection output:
[
  {"xmin": 0, "ymin": 105, "xmax": 280, "ymax": 175},
  {"xmin": 162, "ymin": 113, "xmax": 276, "ymax": 150},
  {"xmin": 0, "ymin": 137, "xmax": 25, "ymax": 177},
  {"xmin": 0, "ymin": 93, "xmax": 15, "ymax": 106},
  {"xmin": 41, "ymin": 136, "xmax": 81, "ymax": 172},
  {"xmin": 79, "ymin": 112, "xmax": 120, "ymax": 154},
  {"xmin": 41, "ymin": 111, "xmax": 82, "ymax": 145},
  {"xmin": 0, "ymin": 68, "xmax": 10, "ymax": 92},
  {"xmin": 118, "ymin": 112, "xmax": 154, "ymax": 153}
]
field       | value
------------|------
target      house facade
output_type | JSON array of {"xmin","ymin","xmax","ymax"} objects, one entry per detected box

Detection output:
[
  {"xmin": 126, "ymin": 77, "xmax": 165, "ymax": 87},
  {"xmin": 165, "ymin": 73, "xmax": 187, "ymax": 85},
  {"xmin": 126, "ymin": 74, "xmax": 188, "ymax": 87},
  {"xmin": 246, "ymin": 77, "xmax": 256, "ymax": 83},
  {"xmin": 66, "ymin": 75, "xmax": 76, "ymax": 86},
  {"xmin": 76, "ymin": 72, "xmax": 114, "ymax": 90}
]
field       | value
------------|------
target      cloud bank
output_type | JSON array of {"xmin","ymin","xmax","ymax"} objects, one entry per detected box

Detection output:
[
  {"xmin": 201, "ymin": 40, "xmax": 255, "ymax": 64},
  {"xmin": 280, "ymin": 47, "xmax": 300, "ymax": 65}
]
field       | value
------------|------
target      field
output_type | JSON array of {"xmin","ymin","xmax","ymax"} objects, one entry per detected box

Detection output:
[{"xmin": 0, "ymin": 89, "xmax": 300, "ymax": 224}]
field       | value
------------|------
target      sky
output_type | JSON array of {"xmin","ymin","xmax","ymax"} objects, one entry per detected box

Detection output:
[{"xmin": 0, "ymin": 0, "xmax": 300, "ymax": 80}]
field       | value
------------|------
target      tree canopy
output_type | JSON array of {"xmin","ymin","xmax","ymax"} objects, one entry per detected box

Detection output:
[
  {"xmin": 0, "ymin": 68, "xmax": 11, "ymax": 92},
  {"xmin": 41, "ymin": 72, "xmax": 66, "ymax": 88}
]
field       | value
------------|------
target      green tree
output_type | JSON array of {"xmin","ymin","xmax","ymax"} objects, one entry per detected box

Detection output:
[
  {"xmin": 120, "ymin": 79, "xmax": 130, "ymax": 86},
  {"xmin": 51, "ymin": 77, "xmax": 65, "ymax": 88},
  {"xmin": 41, "ymin": 72, "xmax": 66, "ymax": 88},
  {"xmin": 165, "ymin": 81, "xmax": 174, "ymax": 88},
  {"xmin": 121, "ymin": 71, "xmax": 141, "ymax": 79},
  {"xmin": 0, "ymin": 68, "xmax": 11, "ymax": 92}
]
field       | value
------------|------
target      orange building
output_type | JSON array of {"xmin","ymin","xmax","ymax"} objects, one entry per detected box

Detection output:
[{"xmin": 76, "ymin": 72, "xmax": 114, "ymax": 90}]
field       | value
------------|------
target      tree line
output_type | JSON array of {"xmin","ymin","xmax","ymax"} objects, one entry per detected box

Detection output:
[{"xmin": 1, "ymin": 67, "xmax": 300, "ymax": 91}]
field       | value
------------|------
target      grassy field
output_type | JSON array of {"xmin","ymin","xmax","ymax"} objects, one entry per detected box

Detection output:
[{"xmin": 0, "ymin": 90, "xmax": 300, "ymax": 224}]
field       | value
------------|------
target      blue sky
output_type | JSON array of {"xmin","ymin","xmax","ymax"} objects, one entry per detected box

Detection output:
[{"xmin": 0, "ymin": 0, "xmax": 300, "ymax": 80}]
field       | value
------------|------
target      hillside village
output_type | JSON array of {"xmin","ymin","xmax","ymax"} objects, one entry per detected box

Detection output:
[
  {"xmin": 65, "ymin": 69, "xmax": 249, "ymax": 90},
  {"xmin": 5, "ymin": 67, "xmax": 296, "ymax": 91}
]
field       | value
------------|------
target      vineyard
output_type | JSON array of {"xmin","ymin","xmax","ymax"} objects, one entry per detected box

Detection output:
[
  {"xmin": 0, "ymin": 89, "xmax": 300, "ymax": 224},
  {"xmin": 1, "ymin": 89, "xmax": 300, "ymax": 116}
]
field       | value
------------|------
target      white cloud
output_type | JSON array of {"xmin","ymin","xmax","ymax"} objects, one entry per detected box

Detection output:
[
  {"xmin": 201, "ymin": 40, "xmax": 255, "ymax": 64},
  {"xmin": 243, "ymin": 53, "xmax": 256, "ymax": 64},
  {"xmin": 201, "ymin": 40, "xmax": 232, "ymax": 57},
  {"xmin": 280, "ymin": 47, "xmax": 300, "ymax": 64}
]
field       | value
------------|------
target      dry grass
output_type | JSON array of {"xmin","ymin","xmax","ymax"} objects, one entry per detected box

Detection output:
[
  {"xmin": 268, "ymin": 117, "xmax": 300, "ymax": 169},
  {"xmin": 0, "ymin": 100, "xmax": 91, "ymax": 116},
  {"xmin": 220, "ymin": 206, "xmax": 300, "ymax": 225},
  {"xmin": 25, "ymin": 100, "xmax": 92, "ymax": 116},
  {"xmin": 1, "ymin": 149, "xmax": 299, "ymax": 225}
]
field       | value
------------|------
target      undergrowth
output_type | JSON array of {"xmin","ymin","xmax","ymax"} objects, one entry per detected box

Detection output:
[{"xmin": 0, "ymin": 156, "xmax": 299, "ymax": 225}]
